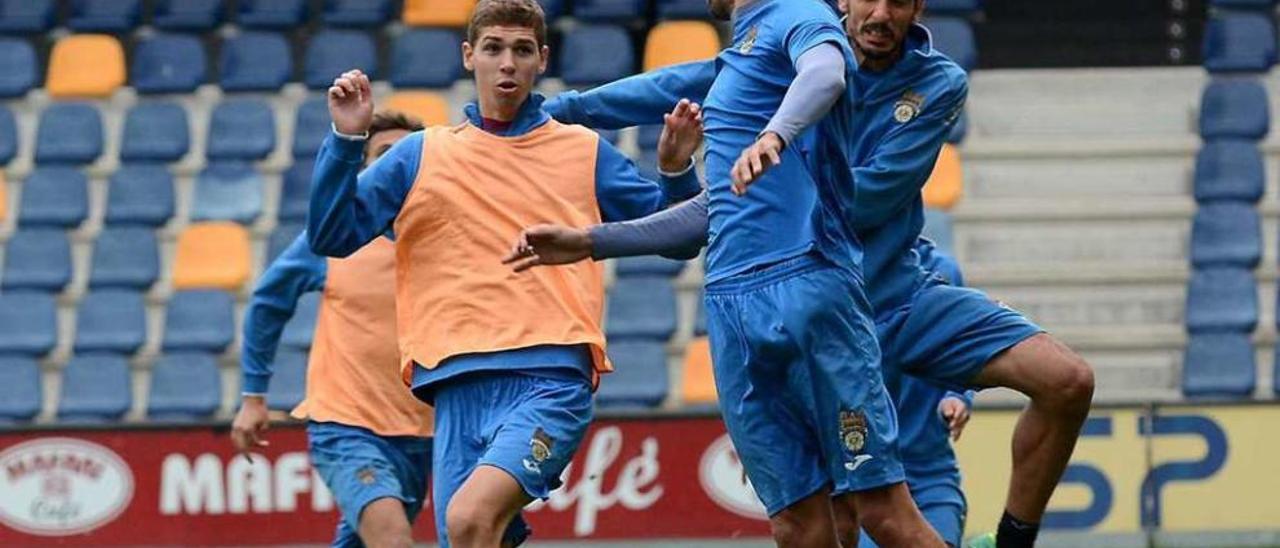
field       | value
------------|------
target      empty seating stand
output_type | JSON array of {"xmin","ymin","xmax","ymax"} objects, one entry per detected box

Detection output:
[
  {"xmin": 305, "ymin": 29, "xmax": 378, "ymax": 89},
  {"xmin": 207, "ymin": 99, "xmax": 277, "ymax": 161},
  {"xmin": 574, "ymin": 0, "xmax": 646, "ymax": 22},
  {"xmin": 383, "ymin": 92, "xmax": 451, "ymax": 126},
  {"xmin": 606, "ymin": 277, "xmax": 678, "ymax": 341},
  {"xmin": 121, "ymin": 102, "xmax": 190, "ymax": 163},
  {"xmin": 106, "ymin": 165, "xmax": 175, "ymax": 226},
  {"xmin": 391, "ymin": 29, "xmax": 465, "ymax": 88},
  {"xmin": 0, "ymin": 292, "xmax": 57, "ymax": 356},
  {"xmin": 1199, "ymin": 79, "xmax": 1270, "ymax": 140},
  {"xmin": 0, "ymin": 38, "xmax": 37, "ymax": 98},
  {"xmin": 0, "ymin": 357, "xmax": 41, "ymax": 422},
  {"xmin": 0, "ymin": 0, "xmax": 55, "ymax": 33},
  {"xmin": 153, "ymin": 0, "xmax": 223, "ymax": 31},
  {"xmin": 46, "ymin": 34, "xmax": 126, "ymax": 99},
  {"xmin": 58, "ymin": 354, "xmax": 132, "ymax": 422},
  {"xmin": 598, "ymin": 340, "xmax": 669, "ymax": 408},
  {"xmin": 90, "ymin": 226, "xmax": 159, "ymax": 289},
  {"xmin": 267, "ymin": 349, "xmax": 308, "ymax": 410},
  {"xmin": 1190, "ymin": 202, "xmax": 1261, "ymax": 268},
  {"xmin": 926, "ymin": 17, "xmax": 978, "ymax": 71},
  {"xmin": 279, "ymin": 160, "xmax": 314, "ymax": 222},
  {"xmin": 220, "ymin": 32, "xmax": 293, "ymax": 92},
  {"xmin": 1185, "ymin": 267, "xmax": 1258, "ymax": 333},
  {"xmin": 1193, "ymin": 140, "xmax": 1265, "ymax": 202},
  {"xmin": 238, "ymin": 0, "xmax": 309, "ymax": 29},
  {"xmin": 148, "ymin": 353, "xmax": 222, "ymax": 420},
  {"xmin": 923, "ymin": 143, "xmax": 963, "ymax": 210},
  {"xmin": 162, "ymin": 289, "xmax": 236, "ymax": 353},
  {"xmin": 644, "ymin": 21, "xmax": 720, "ymax": 71},
  {"xmin": 67, "ymin": 0, "xmax": 141, "ymax": 32},
  {"xmin": 324, "ymin": 0, "xmax": 393, "ymax": 27},
  {"xmin": 1183, "ymin": 332, "xmax": 1256, "ymax": 397},
  {"xmin": 0, "ymin": 106, "xmax": 16, "ymax": 165},
  {"xmin": 191, "ymin": 163, "xmax": 264, "ymax": 224},
  {"xmin": 282, "ymin": 293, "xmax": 321, "ymax": 349},
  {"xmin": 19, "ymin": 167, "xmax": 89, "ymax": 228},
  {"xmin": 3, "ymin": 229, "xmax": 71, "ymax": 292},
  {"xmin": 559, "ymin": 25, "xmax": 635, "ymax": 88},
  {"xmin": 293, "ymin": 98, "xmax": 332, "ymax": 159},
  {"xmin": 402, "ymin": 0, "xmax": 476, "ymax": 27},
  {"xmin": 131, "ymin": 34, "xmax": 206, "ymax": 94},
  {"xmin": 36, "ymin": 103, "xmax": 104, "ymax": 165},
  {"xmin": 172, "ymin": 222, "xmax": 252, "ymax": 291},
  {"xmin": 1202, "ymin": 12, "xmax": 1278, "ymax": 73},
  {"xmin": 74, "ymin": 289, "xmax": 146, "ymax": 355}
]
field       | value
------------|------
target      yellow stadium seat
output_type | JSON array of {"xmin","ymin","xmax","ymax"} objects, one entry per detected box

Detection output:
[
  {"xmin": 0, "ymin": 172, "xmax": 7, "ymax": 222},
  {"xmin": 923, "ymin": 143, "xmax": 963, "ymax": 210},
  {"xmin": 403, "ymin": 0, "xmax": 476, "ymax": 27},
  {"xmin": 47, "ymin": 35, "xmax": 126, "ymax": 99},
  {"xmin": 644, "ymin": 21, "xmax": 722, "ymax": 71},
  {"xmin": 383, "ymin": 92, "xmax": 451, "ymax": 126},
  {"xmin": 172, "ymin": 222, "xmax": 251, "ymax": 291},
  {"xmin": 681, "ymin": 337, "xmax": 717, "ymax": 406}
]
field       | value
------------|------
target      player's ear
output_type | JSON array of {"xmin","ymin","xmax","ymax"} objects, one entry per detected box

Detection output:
[
  {"xmin": 462, "ymin": 41, "xmax": 475, "ymax": 72},
  {"xmin": 538, "ymin": 44, "xmax": 550, "ymax": 74}
]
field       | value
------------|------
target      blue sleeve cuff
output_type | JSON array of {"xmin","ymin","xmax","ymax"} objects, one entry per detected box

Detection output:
[
  {"xmin": 242, "ymin": 372, "xmax": 270, "ymax": 395},
  {"xmin": 327, "ymin": 132, "xmax": 366, "ymax": 164},
  {"xmin": 660, "ymin": 166, "xmax": 702, "ymax": 204}
]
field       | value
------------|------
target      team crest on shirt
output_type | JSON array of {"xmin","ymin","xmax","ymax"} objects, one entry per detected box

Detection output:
[
  {"xmin": 893, "ymin": 90, "xmax": 925, "ymax": 123},
  {"xmin": 839, "ymin": 409, "xmax": 869, "ymax": 453},
  {"xmin": 356, "ymin": 467, "xmax": 376, "ymax": 485},
  {"xmin": 523, "ymin": 428, "xmax": 555, "ymax": 473},
  {"xmin": 738, "ymin": 25, "xmax": 759, "ymax": 54}
]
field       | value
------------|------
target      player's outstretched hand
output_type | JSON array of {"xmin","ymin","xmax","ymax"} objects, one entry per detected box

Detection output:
[
  {"xmin": 731, "ymin": 132, "xmax": 784, "ymax": 196},
  {"xmin": 327, "ymin": 69, "xmax": 374, "ymax": 136},
  {"xmin": 230, "ymin": 395, "xmax": 271, "ymax": 461},
  {"xmin": 657, "ymin": 99, "xmax": 703, "ymax": 173},
  {"xmin": 938, "ymin": 396, "xmax": 971, "ymax": 441},
  {"xmin": 503, "ymin": 224, "xmax": 594, "ymax": 272}
]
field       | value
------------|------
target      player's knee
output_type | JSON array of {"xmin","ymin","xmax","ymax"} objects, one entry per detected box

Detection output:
[
  {"xmin": 446, "ymin": 500, "xmax": 500, "ymax": 546},
  {"xmin": 358, "ymin": 500, "xmax": 413, "ymax": 548},
  {"xmin": 831, "ymin": 496, "xmax": 860, "ymax": 548},
  {"xmin": 769, "ymin": 513, "xmax": 813, "ymax": 548},
  {"xmin": 1044, "ymin": 345, "xmax": 1094, "ymax": 416}
]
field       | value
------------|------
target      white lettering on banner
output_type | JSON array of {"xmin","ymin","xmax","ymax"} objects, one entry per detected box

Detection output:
[
  {"xmin": 527, "ymin": 426, "xmax": 664, "ymax": 536},
  {"xmin": 159, "ymin": 453, "xmax": 334, "ymax": 515},
  {"xmin": 698, "ymin": 434, "xmax": 768, "ymax": 520},
  {"xmin": 0, "ymin": 438, "xmax": 134, "ymax": 536}
]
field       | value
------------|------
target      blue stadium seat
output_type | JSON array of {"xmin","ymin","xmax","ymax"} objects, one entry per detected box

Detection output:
[
  {"xmin": 68, "ymin": 0, "xmax": 141, "ymax": 32},
  {"xmin": 191, "ymin": 162, "xmax": 264, "ymax": 224},
  {"xmin": 560, "ymin": 25, "xmax": 635, "ymax": 87},
  {"xmin": 606, "ymin": 277, "xmax": 677, "ymax": 341},
  {"xmin": 1199, "ymin": 79, "xmax": 1269, "ymax": 140},
  {"xmin": 1183, "ymin": 332, "xmax": 1255, "ymax": 398},
  {"xmin": 35, "ymin": 103, "xmax": 103, "ymax": 165},
  {"xmin": 268, "ymin": 349, "xmax": 308, "ymax": 410},
  {"xmin": 574, "ymin": 0, "xmax": 646, "ymax": 22},
  {"xmin": 280, "ymin": 160, "xmax": 313, "ymax": 222},
  {"xmin": 598, "ymin": 340, "xmax": 669, "ymax": 408},
  {"xmin": 324, "ymin": 0, "xmax": 392, "ymax": 27},
  {"xmin": 922, "ymin": 208, "xmax": 955, "ymax": 253},
  {"xmin": 163, "ymin": 289, "xmax": 235, "ymax": 352},
  {"xmin": 1194, "ymin": 140, "xmax": 1264, "ymax": 202},
  {"xmin": 282, "ymin": 292, "xmax": 320, "ymax": 349},
  {"xmin": 1203, "ymin": 12, "xmax": 1277, "ymax": 73},
  {"xmin": 207, "ymin": 99, "xmax": 276, "ymax": 161},
  {"xmin": 75, "ymin": 289, "xmax": 146, "ymax": 354},
  {"xmin": 90, "ymin": 226, "xmax": 159, "ymax": 289},
  {"xmin": 19, "ymin": 167, "xmax": 89, "ymax": 228},
  {"xmin": 3, "ymin": 229, "xmax": 71, "ymax": 292},
  {"xmin": 0, "ymin": 38, "xmax": 36, "ymax": 98},
  {"xmin": 390, "ymin": 29, "xmax": 464, "ymax": 88},
  {"xmin": 268, "ymin": 223, "xmax": 304, "ymax": 263},
  {"xmin": 1185, "ymin": 267, "xmax": 1258, "ymax": 333},
  {"xmin": 656, "ymin": 0, "xmax": 708, "ymax": 19},
  {"xmin": 597, "ymin": 128, "xmax": 620, "ymax": 145},
  {"xmin": 926, "ymin": 17, "xmax": 977, "ymax": 71},
  {"xmin": 637, "ymin": 125, "xmax": 661, "ymax": 152},
  {"xmin": 58, "ymin": 354, "xmax": 132, "ymax": 422},
  {"xmin": 926, "ymin": 0, "xmax": 983, "ymax": 14},
  {"xmin": 0, "ymin": 292, "xmax": 57, "ymax": 356},
  {"xmin": 293, "ymin": 97, "xmax": 331, "ymax": 158},
  {"xmin": 153, "ymin": 0, "xmax": 223, "ymax": 31},
  {"xmin": 131, "ymin": 34, "xmax": 206, "ymax": 94},
  {"xmin": 0, "ymin": 357, "xmax": 41, "ymax": 422},
  {"xmin": 121, "ymin": 102, "xmax": 189, "ymax": 163},
  {"xmin": 616, "ymin": 256, "xmax": 686, "ymax": 277},
  {"xmin": 0, "ymin": 105, "xmax": 15, "ymax": 164},
  {"xmin": 148, "ymin": 352, "xmax": 222, "ymax": 420},
  {"xmin": 947, "ymin": 109, "xmax": 968, "ymax": 143},
  {"xmin": 636, "ymin": 149, "xmax": 661, "ymax": 183},
  {"xmin": 238, "ymin": 0, "xmax": 309, "ymax": 29},
  {"xmin": 220, "ymin": 32, "xmax": 293, "ymax": 92},
  {"xmin": 0, "ymin": 0, "xmax": 55, "ymax": 33},
  {"xmin": 538, "ymin": 0, "xmax": 565, "ymax": 19},
  {"xmin": 106, "ymin": 165, "xmax": 175, "ymax": 226},
  {"xmin": 305, "ymin": 29, "xmax": 378, "ymax": 89}
]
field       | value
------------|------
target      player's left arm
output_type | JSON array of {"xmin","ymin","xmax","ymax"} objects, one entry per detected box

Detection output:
[
  {"xmin": 939, "ymin": 389, "xmax": 976, "ymax": 441},
  {"xmin": 545, "ymin": 60, "xmax": 716, "ymax": 129}
]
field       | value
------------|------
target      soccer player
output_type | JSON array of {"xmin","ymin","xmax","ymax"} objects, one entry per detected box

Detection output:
[
  {"xmin": 231, "ymin": 111, "xmax": 431, "ymax": 548},
  {"xmin": 305, "ymin": 1, "xmax": 704, "ymax": 546}
]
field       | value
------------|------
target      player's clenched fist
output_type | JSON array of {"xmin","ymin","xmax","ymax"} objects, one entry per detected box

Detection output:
[{"xmin": 327, "ymin": 69, "xmax": 374, "ymax": 136}]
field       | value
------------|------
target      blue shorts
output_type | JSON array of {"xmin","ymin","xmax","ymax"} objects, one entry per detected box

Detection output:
[
  {"xmin": 307, "ymin": 421, "xmax": 432, "ymax": 548},
  {"xmin": 704, "ymin": 254, "xmax": 904, "ymax": 516},
  {"xmin": 431, "ymin": 370, "xmax": 593, "ymax": 547},
  {"xmin": 859, "ymin": 475, "xmax": 967, "ymax": 547},
  {"xmin": 878, "ymin": 282, "xmax": 1043, "ymax": 391}
]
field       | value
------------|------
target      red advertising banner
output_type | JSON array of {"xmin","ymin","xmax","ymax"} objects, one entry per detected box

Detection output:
[{"xmin": 0, "ymin": 417, "xmax": 772, "ymax": 546}]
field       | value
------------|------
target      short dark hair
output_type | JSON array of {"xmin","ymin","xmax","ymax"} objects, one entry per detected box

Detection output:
[
  {"xmin": 467, "ymin": 0, "xmax": 547, "ymax": 49},
  {"xmin": 369, "ymin": 110, "xmax": 424, "ymax": 136}
]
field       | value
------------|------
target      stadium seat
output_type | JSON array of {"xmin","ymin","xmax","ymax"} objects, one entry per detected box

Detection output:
[
  {"xmin": 0, "ymin": 292, "xmax": 57, "ymax": 356},
  {"xmin": 0, "ymin": 357, "xmax": 41, "ymax": 422},
  {"xmin": 220, "ymin": 31, "xmax": 293, "ymax": 92},
  {"xmin": 268, "ymin": 349, "xmax": 308, "ymax": 410},
  {"xmin": 0, "ymin": 172, "xmax": 6, "ymax": 222},
  {"xmin": 947, "ymin": 109, "xmax": 968, "ymax": 143},
  {"xmin": 268, "ymin": 222, "xmax": 305, "ymax": 263},
  {"xmin": 923, "ymin": 143, "xmax": 963, "ymax": 210},
  {"xmin": 47, "ymin": 35, "xmax": 126, "ymax": 99},
  {"xmin": 89, "ymin": 226, "xmax": 159, "ymax": 289},
  {"xmin": 1202, "ymin": 12, "xmax": 1277, "ymax": 73},
  {"xmin": 598, "ymin": 340, "xmax": 668, "ymax": 408},
  {"xmin": 616, "ymin": 256, "xmax": 686, "ymax": 277},
  {"xmin": 173, "ymin": 222, "xmax": 252, "ymax": 291},
  {"xmin": 3, "ymin": 229, "xmax": 71, "ymax": 292},
  {"xmin": 537, "ymin": 0, "xmax": 564, "ymax": 19},
  {"xmin": 1193, "ymin": 140, "xmax": 1264, "ymax": 203},
  {"xmin": 207, "ymin": 99, "xmax": 276, "ymax": 161},
  {"xmin": 280, "ymin": 160, "xmax": 314, "ymax": 222},
  {"xmin": 383, "ymin": 92, "xmax": 451, "ymax": 126},
  {"xmin": 147, "ymin": 352, "xmax": 222, "ymax": 420},
  {"xmin": 74, "ymin": 289, "xmax": 146, "ymax": 354},
  {"xmin": 1185, "ymin": 267, "xmax": 1258, "ymax": 333},
  {"xmin": 391, "ymin": 29, "xmax": 465, "ymax": 88},
  {"xmin": 324, "ymin": 0, "xmax": 392, "ymax": 26},
  {"xmin": 926, "ymin": 17, "xmax": 977, "ymax": 71},
  {"xmin": 293, "ymin": 97, "xmax": 331, "ymax": 158},
  {"xmin": 560, "ymin": 25, "xmax": 635, "ymax": 87},
  {"xmin": 0, "ymin": 106, "xmax": 15, "ymax": 165},
  {"xmin": 0, "ymin": 38, "xmax": 37, "ymax": 98},
  {"xmin": 402, "ymin": 0, "xmax": 475, "ymax": 27},
  {"xmin": 644, "ymin": 21, "xmax": 720, "ymax": 71},
  {"xmin": 153, "ymin": 0, "xmax": 223, "ymax": 31},
  {"xmin": 656, "ymin": 0, "xmax": 709, "ymax": 19},
  {"xmin": 574, "ymin": 0, "xmax": 645, "ymax": 21},
  {"xmin": 1199, "ymin": 79, "xmax": 1269, "ymax": 140},
  {"xmin": 0, "ymin": 0, "xmax": 55, "ymax": 33},
  {"xmin": 305, "ymin": 29, "xmax": 378, "ymax": 89},
  {"xmin": 694, "ymin": 293, "xmax": 707, "ymax": 336},
  {"xmin": 922, "ymin": 208, "xmax": 955, "ymax": 253},
  {"xmin": 282, "ymin": 293, "xmax": 321, "ymax": 349},
  {"xmin": 131, "ymin": 34, "xmax": 206, "ymax": 94},
  {"xmin": 597, "ymin": 128, "xmax": 620, "ymax": 145},
  {"xmin": 58, "ymin": 354, "xmax": 132, "ymax": 422},
  {"xmin": 1191, "ymin": 203, "xmax": 1261, "ymax": 268},
  {"xmin": 636, "ymin": 125, "xmax": 662, "ymax": 152},
  {"xmin": 238, "ymin": 0, "xmax": 309, "ymax": 29},
  {"xmin": 927, "ymin": 0, "xmax": 983, "ymax": 14},
  {"xmin": 191, "ymin": 163, "xmax": 264, "ymax": 224},
  {"xmin": 121, "ymin": 102, "xmax": 190, "ymax": 163},
  {"xmin": 606, "ymin": 277, "xmax": 678, "ymax": 341},
  {"xmin": 19, "ymin": 167, "xmax": 88, "ymax": 228},
  {"xmin": 35, "ymin": 103, "xmax": 103, "ymax": 165},
  {"xmin": 105, "ymin": 165, "xmax": 175, "ymax": 226},
  {"xmin": 1182, "ymin": 332, "xmax": 1256, "ymax": 398},
  {"xmin": 163, "ymin": 289, "xmax": 235, "ymax": 352},
  {"xmin": 68, "ymin": 0, "xmax": 141, "ymax": 32},
  {"xmin": 681, "ymin": 337, "xmax": 715, "ymax": 406}
]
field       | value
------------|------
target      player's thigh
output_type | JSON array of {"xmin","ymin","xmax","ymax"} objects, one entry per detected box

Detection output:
[
  {"xmin": 479, "ymin": 374, "xmax": 594, "ymax": 501},
  {"xmin": 358, "ymin": 497, "xmax": 413, "ymax": 547},
  {"xmin": 970, "ymin": 332, "xmax": 1093, "ymax": 400},
  {"xmin": 430, "ymin": 388, "xmax": 490, "ymax": 541},
  {"xmin": 307, "ymin": 422, "xmax": 415, "ymax": 535},
  {"xmin": 446, "ymin": 464, "xmax": 532, "ymax": 527}
]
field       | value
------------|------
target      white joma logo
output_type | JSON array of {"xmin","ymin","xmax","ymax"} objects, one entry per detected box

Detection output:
[{"xmin": 845, "ymin": 455, "xmax": 874, "ymax": 471}]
